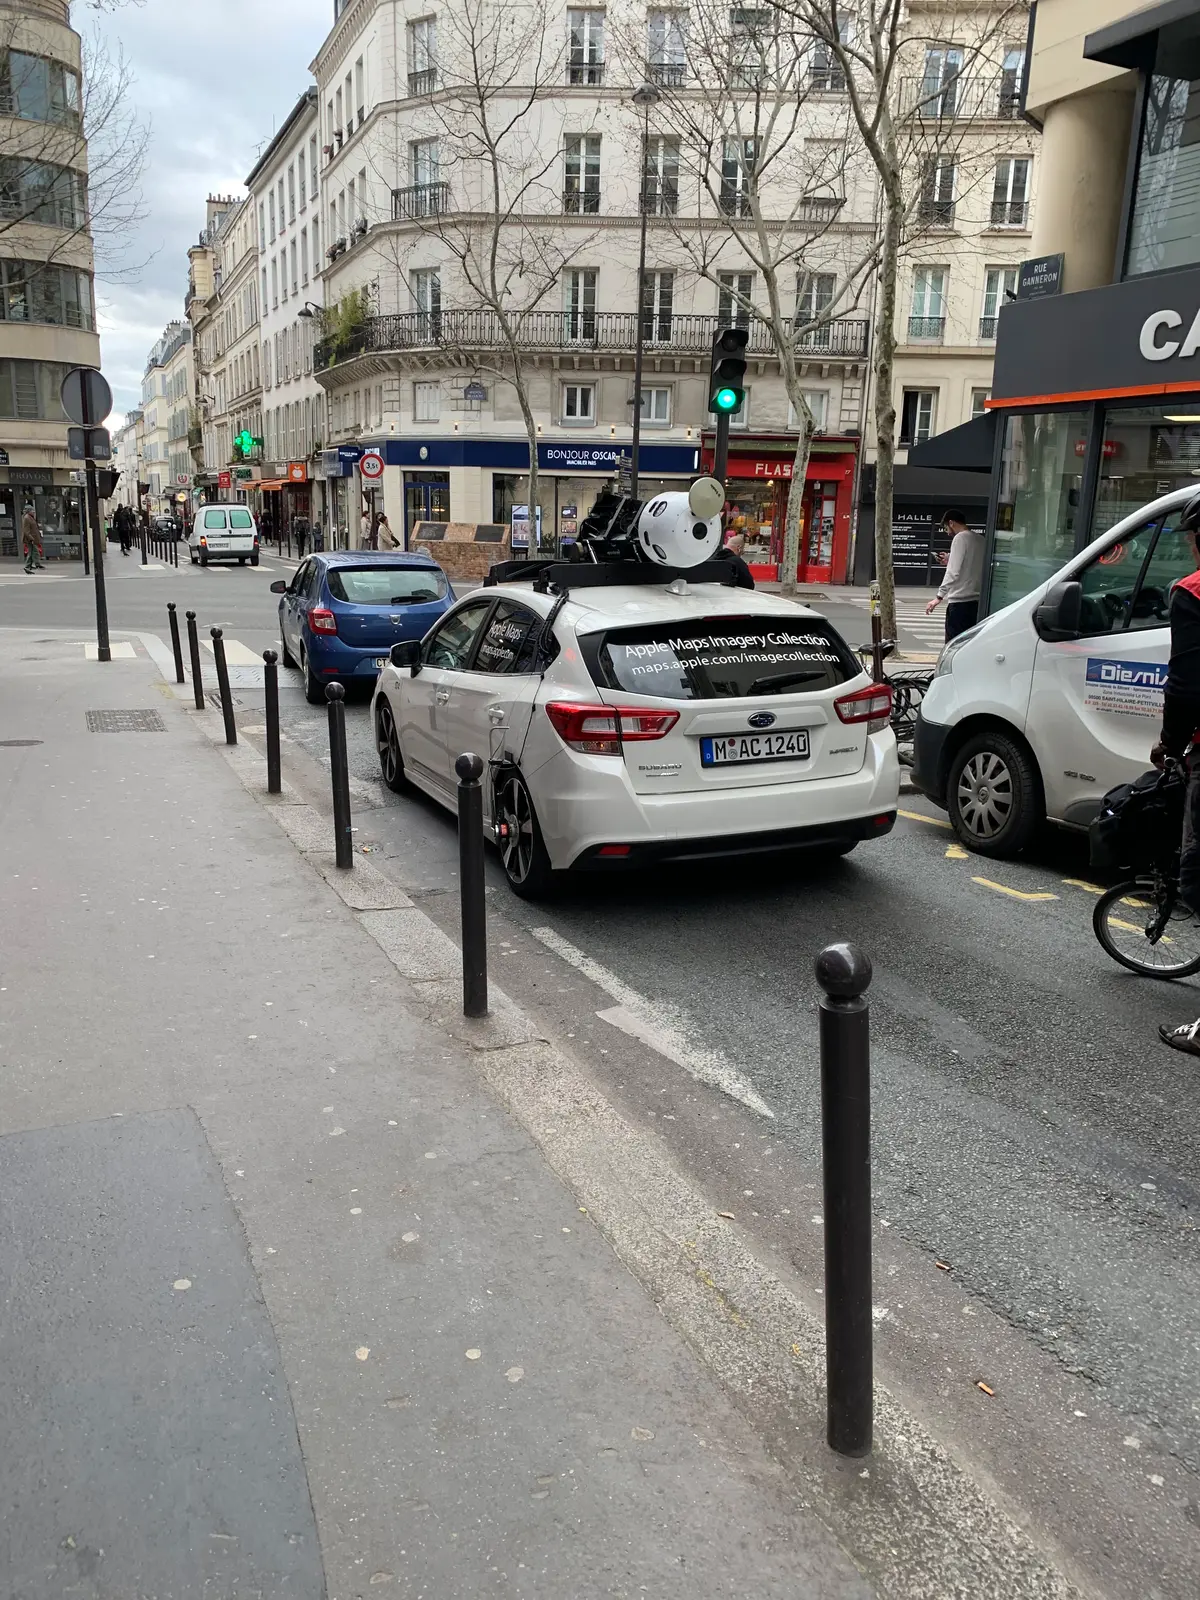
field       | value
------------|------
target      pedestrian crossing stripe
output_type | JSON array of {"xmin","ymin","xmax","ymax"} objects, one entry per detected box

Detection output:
[{"xmin": 201, "ymin": 637, "xmax": 263, "ymax": 666}]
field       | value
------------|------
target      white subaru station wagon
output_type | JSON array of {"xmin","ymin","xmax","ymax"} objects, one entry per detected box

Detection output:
[{"xmin": 372, "ymin": 571, "xmax": 900, "ymax": 897}]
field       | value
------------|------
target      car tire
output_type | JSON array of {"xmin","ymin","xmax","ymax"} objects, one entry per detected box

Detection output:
[
  {"xmin": 947, "ymin": 728, "xmax": 1043, "ymax": 858},
  {"xmin": 301, "ymin": 647, "xmax": 325, "ymax": 705},
  {"xmin": 375, "ymin": 698, "xmax": 407, "ymax": 793},
  {"xmin": 494, "ymin": 768, "xmax": 557, "ymax": 900},
  {"xmin": 199, "ymin": 551, "xmax": 208, "ymax": 567},
  {"xmin": 280, "ymin": 634, "xmax": 296, "ymax": 669},
  {"xmin": 250, "ymin": 552, "xmax": 259, "ymax": 567},
  {"xmin": 189, "ymin": 547, "xmax": 198, "ymax": 565}
]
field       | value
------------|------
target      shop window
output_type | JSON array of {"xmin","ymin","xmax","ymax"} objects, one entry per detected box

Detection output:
[
  {"xmin": 1127, "ymin": 49, "xmax": 1200, "ymax": 277},
  {"xmin": 492, "ymin": 473, "xmax": 520, "ymax": 525},
  {"xmin": 414, "ymin": 380, "xmax": 440, "ymax": 422},
  {"xmin": 900, "ymin": 388, "xmax": 936, "ymax": 445},
  {"xmin": 1096, "ymin": 403, "xmax": 1200, "ymax": 533},
  {"xmin": 1075, "ymin": 512, "xmax": 1190, "ymax": 635},
  {"xmin": 638, "ymin": 386, "xmax": 671, "ymax": 424},
  {"xmin": 562, "ymin": 382, "xmax": 595, "ymax": 424},
  {"xmin": 990, "ymin": 407, "xmax": 1087, "ymax": 615},
  {"xmin": 970, "ymin": 387, "xmax": 990, "ymax": 420}
]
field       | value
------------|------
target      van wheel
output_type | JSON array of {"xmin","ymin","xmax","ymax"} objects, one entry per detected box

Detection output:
[
  {"xmin": 250, "ymin": 552, "xmax": 259, "ymax": 567},
  {"xmin": 495, "ymin": 770, "xmax": 557, "ymax": 900},
  {"xmin": 947, "ymin": 729, "xmax": 1043, "ymax": 857},
  {"xmin": 199, "ymin": 551, "xmax": 208, "ymax": 567},
  {"xmin": 189, "ymin": 548, "xmax": 198, "ymax": 565}
]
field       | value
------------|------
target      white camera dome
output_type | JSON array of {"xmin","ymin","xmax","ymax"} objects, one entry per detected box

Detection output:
[{"xmin": 634, "ymin": 491, "xmax": 724, "ymax": 569}]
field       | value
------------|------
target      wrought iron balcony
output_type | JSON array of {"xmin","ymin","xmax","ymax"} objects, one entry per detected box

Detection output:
[
  {"xmin": 900, "ymin": 73, "xmax": 1024, "ymax": 122},
  {"xmin": 979, "ymin": 315, "xmax": 998, "ymax": 340},
  {"xmin": 809, "ymin": 65, "xmax": 846, "ymax": 92},
  {"xmin": 917, "ymin": 198, "xmax": 955, "ymax": 227},
  {"xmin": 567, "ymin": 61, "xmax": 605, "ymax": 85},
  {"xmin": 562, "ymin": 185, "xmax": 602, "ymax": 215},
  {"xmin": 647, "ymin": 61, "xmax": 686, "ymax": 86},
  {"xmin": 314, "ymin": 309, "xmax": 870, "ymax": 371},
  {"xmin": 989, "ymin": 199, "xmax": 1030, "ymax": 227},
  {"xmin": 907, "ymin": 315, "xmax": 945, "ymax": 341},
  {"xmin": 408, "ymin": 68, "xmax": 437, "ymax": 96},
  {"xmin": 392, "ymin": 181, "xmax": 450, "ymax": 220},
  {"xmin": 641, "ymin": 185, "xmax": 679, "ymax": 217}
]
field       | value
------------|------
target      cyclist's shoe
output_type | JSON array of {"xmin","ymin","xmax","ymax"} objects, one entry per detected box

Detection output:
[{"xmin": 1158, "ymin": 1018, "xmax": 1200, "ymax": 1056}]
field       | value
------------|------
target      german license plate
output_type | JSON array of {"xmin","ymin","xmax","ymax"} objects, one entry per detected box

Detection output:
[{"xmin": 701, "ymin": 729, "xmax": 810, "ymax": 767}]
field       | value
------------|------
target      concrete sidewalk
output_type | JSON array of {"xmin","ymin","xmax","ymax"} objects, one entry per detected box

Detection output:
[{"xmin": 0, "ymin": 631, "xmax": 871, "ymax": 1599}]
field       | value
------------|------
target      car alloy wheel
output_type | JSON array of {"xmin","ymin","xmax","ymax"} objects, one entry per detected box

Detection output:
[
  {"xmin": 496, "ymin": 772, "xmax": 535, "ymax": 884},
  {"xmin": 954, "ymin": 749, "xmax": 1014, "ymax": 841},
  {"xmin": 376, "ymin": 699, "xmax": 405, "ymax": 792}
]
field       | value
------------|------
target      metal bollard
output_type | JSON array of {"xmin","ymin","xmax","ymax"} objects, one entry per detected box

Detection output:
[
  {"xmin": 173, "ymin": 535, "xmax": 179, "ymax": 569},
  {"xmin": 870, "ymin": 611, "xmax": 885, "ymax": 684},
  {"xmin": 325, "ymin": 682, "xmax": 353, "ymax": 868},
  {"xmin": 455, "ymin": 752, "xmax": 488, "ymax": 1018},
  {"xmin": 185, "ymin": 610, "xmax": 205, "ymax": 711},
  {"xmin": 140, "ymin": 523, "xmax": 147, "ymax": 566},
  {"xmin": 167, "ymin": 602, "xmax": 185, "ymax": 683},
  {"xmin": 816, "ymin": 941, "xmax": 874, "ymax": 1458},
  {"xmin": 211, "ymin": 627, "xmax": 237, "ymax": 744},
  {"xmin": 263, "ymin": 649, "xmax": 281, "ymax": 793}
]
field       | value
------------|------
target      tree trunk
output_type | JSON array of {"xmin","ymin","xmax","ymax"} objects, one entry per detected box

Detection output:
[
  {"xmin": 872, "ymin": 175, "xmax": 901, "ymax": 643},
  {"xmin": 513, "ymin": 359, "xmax": 540, "ymax": 555},
  {"xmin": 780, "ymin": 398, "xmax": 814, "ymax": 596}
]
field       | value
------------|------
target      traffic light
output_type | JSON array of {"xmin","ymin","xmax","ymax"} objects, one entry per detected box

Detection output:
[
  {"xmin": 96, "ymin": 469, "xmax": 121, "ymax": 500},
  {"xmin": 708, "ymin": 327, "xmax": 749, "ymax": 415}
]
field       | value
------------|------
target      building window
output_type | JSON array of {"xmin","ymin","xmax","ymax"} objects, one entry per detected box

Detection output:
[
  {"xmin": 300, "ymin": 230, "xmax": 309, "ymax": 285},
  {"xmin": 280, "ymin": 250, "xmax": 288, "ymax": 301},
  {"xmin": 298, "ymin": 152, "xmax": 307, "ymax": 211},
  {"xmin": 269, "ymin": 190, "xmax": 276, "ymax": 240},
  {"xmin": 291, "ymin": 239, "xmax": 298, "ymax": 295},
  {"xmin": 288, "ymin": 165, "xmax": 296, "ymax": 221},
  {"xmin": 796, "ymin": 270, "xmax": 835, "ymax": 344},
  {"xmin": 900, "ymin": 388, "xmax": 937, "ymax": 445},
  {"xmin": 720, "ymin": 138, "xmax": 755, "ymax": 215},
  {"xmin": 355, "ymin": 56, "xmax": 365, "ymax": 125},
  {"xmin": 790, "ymin": 389, "xmax": 829, "ymax": 429},
  {"xmin": 998, "ymin": 47, "xmax": 1024, "ymax": 118},
  {"xmin": 970, "ymin": 388, "xmax": 990, "ymax": 419},
  {"xmin": 1127, "ymin": 49, "xmax": 1200, "ymax": 276},
  {"xmin": 271, "ymin": 258, "xmax": 279, "ymax": 308},
  {"xmin": 0, "ymin": 158, "xmax": 86, "ymax": 228},
  {"xmin": 278, "ymin": 178, "xmax": 285, "ymax": 231},
  {"xmin": 918, "ymin": 158, "xmax": 956, "ymax": 227},
  {"xmin": 909, "ymin": 266, "xmax": 947, "ymax": 339},
  {"xmin": 647, "ymin": 11, "xmax": 687, "ymax": 84},
  {"xmin": 0, "ymin": 358, "xmax": 70, "ymax": 419},
  {"xmin": 643, "ymin": 136, "xmax": 680, "ymax": 216},
  {"xmin": 718, "ymin": 270, "xmax": 753, "ymax": 327},
  {"xmin": 562, "ymin": 382, "xmax": 595, "ymax": 423},
  {"xmin": 563, "ymin": 267, "xmax": 597, "ymax": 340},
  {"xmin": 567, "ymin": 10, "xmax": 605, "ymax": 84},
  {"xmin": 810, "ymin": 16, "xmax": 849, "ymax": 91},
  {"xmin": 991, "ymin": 158, "xmax": 1030, "ymax": 227},
  {"xmin": 920, "ymin": 43, "xmax": 963, "ymax": 117},
  {"xmin": 412, "ymin": 267, "xmax": 441, "ymax": 337},
  {"xmin": 414, "ymin": 380, "xmax": 440, "ymax": 422},
  {"xmin": 640, "ymin": 269, "xmax": 674, "ymax": 341},
  {"xmin": 729, "ymin": 8, "xmax": 772, "ymax": 89},
  {"xmin": 0, "ymin": 51, "xmax": 80, "ymax": 127},
  {"xmin": 259, "ymin": 201, "xmax": 266, "ymax": 244},
  {"xmin": 563, "ymin": 134, "xmax": 601, "ymax": 213},
  {"xmin": 638, "ymin": 385, "xmax": 672, "ymax": 424},
  {"xmin": 980, "ymin": 265, "xmax": 1017, "ymax": 338},
  {"xmin": 0, "ymin": 260, "xmax": 94, "ymax": 329},
  {"xmin": 408, "ymin": 17, "xmax": 437, "ymax": 95},
  {"xmin": 309, "ymin": 135, "xmax": 319, "ymax": 197},
  {"xmin": 730, "ymin": 386, "xmax": 751, "ymax": 429}
]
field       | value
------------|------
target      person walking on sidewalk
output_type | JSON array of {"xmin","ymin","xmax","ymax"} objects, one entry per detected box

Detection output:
[
  {"xmin": 925, "ymin": 510, "xmax": 983, "ymax": 641},
  {"xmin": 21, "ymin": 503, "xmax": 44, "ymax": 572}
]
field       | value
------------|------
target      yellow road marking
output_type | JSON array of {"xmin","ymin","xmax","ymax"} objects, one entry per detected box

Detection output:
[
  {"xmin": 1062, "ymin": 878, "xmax": 1104, "ymax": 895},
  {"xmin": 1107, "ymin": 916, "xmax": 1172, "ymax": 943},
  {"xmin": 945, "ymin": 844, "xmax": 969, "ymax": 859},
  {"xmin": 972, "ymin": 876, "xmax": 1060, "ymax": 902},
  {"xmin": 1121, "ymin": 896, "xmax": 1151, "ymax": 908},
  {"xmin": 898, "ymin": 808, "xmax": 953, "ymax": 830}
]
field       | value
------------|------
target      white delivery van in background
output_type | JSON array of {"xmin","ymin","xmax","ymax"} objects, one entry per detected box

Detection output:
[
  {"xmin": 188, "ymin": 504, "xmax": 260, "ymax": 567},
  {"xmin": 912, "ymin": 486, "xmax": 1195, "ymax": 857}
]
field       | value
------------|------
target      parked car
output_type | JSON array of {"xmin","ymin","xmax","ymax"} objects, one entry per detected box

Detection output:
[
  {"xmin": 272, "ymin": 552, "xmax": 456, "ymax": 704},
  {"xmin": 372, "ymin": 565, "xmax": 899, "ymax": 898},
  {"xmin": 913, "ymin": 484, "xmax": 1194, "ymax": 857},
  {"xmin": 188, "ymin": 504, "xmax": 259, "ymax": 567},
  {"xmin": 152, "ymin": 513, "xmax": 181, "ymax": 539}
]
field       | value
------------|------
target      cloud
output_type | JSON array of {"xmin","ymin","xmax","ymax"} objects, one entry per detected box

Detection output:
[{"xmin": 92, "ymin": 0, "xmax": 331, "ymax": 412}]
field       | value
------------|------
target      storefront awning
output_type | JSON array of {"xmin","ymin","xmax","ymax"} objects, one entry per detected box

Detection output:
[
  {"xmin": 257, "ymin": 480, "xmax": 288, "ymax": 491},
  {"xmin": 905, "ymin": 413, "xmax": 997, "ymax": 473}
]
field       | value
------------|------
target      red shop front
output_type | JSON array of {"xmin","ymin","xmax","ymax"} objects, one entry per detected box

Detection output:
[{"xmin": 701, "ymin": 436, "xmax": 858, "ymax": 584}]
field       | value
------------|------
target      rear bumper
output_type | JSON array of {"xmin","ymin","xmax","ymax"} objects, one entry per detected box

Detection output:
[
  {"xmin": 571, "ymin": 810, "xmax": 896, "ymax": 870},
  {"xmin": 306, "ymin": 636, "xmax": 394, "ymax": 678}
]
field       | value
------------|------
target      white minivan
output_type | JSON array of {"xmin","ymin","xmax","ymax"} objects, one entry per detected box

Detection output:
[
  {"xmin": 912, "ymin": 486, "xmax": 1194, "ymax": 857},
  {"xmin": 188, "ymin": 504, "xmax": 260, "ymax": 567}
]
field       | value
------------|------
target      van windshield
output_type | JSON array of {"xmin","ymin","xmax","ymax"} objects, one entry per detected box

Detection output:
[{"xmin": 588, "ymin": 617, "xmax": 859, "ymax": 699}]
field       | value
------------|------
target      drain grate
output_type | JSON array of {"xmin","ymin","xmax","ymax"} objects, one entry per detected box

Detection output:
[
  {"xmin": 0, "ymin": 738, "xmax": 42, "ymax": 747},
  {"xmin": 85, "ymin": 709, "xmax": 167, "ymax": 733}
]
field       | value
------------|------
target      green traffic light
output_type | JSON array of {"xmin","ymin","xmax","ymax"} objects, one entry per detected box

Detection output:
[{"xmin": 714, "ymin": 387, "xmax": 740, "ymax": 412}]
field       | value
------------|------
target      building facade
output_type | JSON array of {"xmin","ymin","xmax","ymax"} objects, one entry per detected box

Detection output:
[
  {"xmin": 0, "ymin": 0, "xmax": 99, "ymax": 558},
  {"xmin": 111, "ymin": 409, "xmax": 139, "ymax": 511}
]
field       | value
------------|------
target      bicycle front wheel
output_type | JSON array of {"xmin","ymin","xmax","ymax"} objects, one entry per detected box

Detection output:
[{"xmin": 1093, "ymin": 877, "xmax": 1200, "ymax": 979}]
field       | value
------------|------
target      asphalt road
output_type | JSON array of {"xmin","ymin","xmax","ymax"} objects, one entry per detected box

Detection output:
[{"xmin": 7, "ymin": 549, "xmax": 1198, "ymax": 1594}]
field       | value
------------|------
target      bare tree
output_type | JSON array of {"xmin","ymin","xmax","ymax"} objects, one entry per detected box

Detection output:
[
  {"xmin": 614, "ymin": 1, "xmax": 882, "ymax": 591},
  {"xmin": 367, "ymin": 0, "xmax": 597, "ymax": 530},
  {"xmin": 773, "ymin": 0, "xmax": 1030, "ymax": 635}
]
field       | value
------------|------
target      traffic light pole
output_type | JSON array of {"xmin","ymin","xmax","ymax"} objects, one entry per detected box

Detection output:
[
  {"xmin": 81, "ymin": 381, "xmax": 111, "ymax": 663},
  {"xmin": 714, "ymin": 411, "xmax": 731, "ymax": 488}
]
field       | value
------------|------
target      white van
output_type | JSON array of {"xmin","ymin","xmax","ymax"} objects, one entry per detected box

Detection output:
[
  {"xmin": 189, "ymin": 504, "xmax": 259, "ymax": 567},
  {"xmin": 912, "ymin": 485, "xmax": 1194, "ymax": 857}
]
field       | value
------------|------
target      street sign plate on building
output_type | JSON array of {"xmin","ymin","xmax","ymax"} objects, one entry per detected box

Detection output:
[
  {"xmin": 60, "ymin": 368, "xmax": 113, "ymax": 427},
  {"xmin": 1017, "ymin": 254, "xmax": 1064, "ymax": 301},
  {"xmin": 464, "ymin": 382, "xmax": 487, "ymax": 402},
  {"xmin": 359, "ymin": 450, "xmax": 385, "ymax": 480}
]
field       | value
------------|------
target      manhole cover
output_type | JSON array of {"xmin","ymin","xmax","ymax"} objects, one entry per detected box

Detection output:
[
  {"xmin": 0, "ymin": 739, "xmax": 42, "ymax": 747},
  {"xmin": 85, "ymin": 710, "xmax": 166, "ymax": 733}
]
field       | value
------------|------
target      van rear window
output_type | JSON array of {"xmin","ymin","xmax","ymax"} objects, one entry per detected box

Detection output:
[
  {"xmin": 229, "ymin": 509, "xmax": 254, "ymax": 529},
  {"xmin": 588, "ymin": 617, "xmax": 859, "ymax": 700}
]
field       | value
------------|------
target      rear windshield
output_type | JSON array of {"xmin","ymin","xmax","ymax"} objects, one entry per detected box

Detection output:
[
  {"xmin": 229, "ymin": 509, "xmax": 254, "ymax": 529},
  {"xmin": 589, "ymin": 617, "xmax": 859, "ymax": 700},
  {"xmin": 202, "ymin": 510, "xmax": 226, "ymax": 529},
  {"xmin": 327, "ymin": 565, "xmax": 448, "ymax": 605}
]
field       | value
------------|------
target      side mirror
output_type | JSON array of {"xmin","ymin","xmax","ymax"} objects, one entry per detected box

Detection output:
[
  {"xmin": 269, "ymin": 579, "xmax": 288, "ymax": 595},
  {"xmin": 1034, "ymin": 579, "xmax": 1082, "ymax": 641},
  {"xmin": 390, "ymin": 640, "xmax": 421, "ymax": 673}
]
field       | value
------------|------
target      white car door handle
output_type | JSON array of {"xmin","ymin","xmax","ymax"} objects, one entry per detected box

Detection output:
[{"xmin": 488, "ymin": 707, "xmax": 506, "ymax": 724}]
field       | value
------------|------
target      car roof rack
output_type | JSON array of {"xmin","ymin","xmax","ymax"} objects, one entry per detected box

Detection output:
[{"xmin": 483, "ymin": 558, "xmax": 747, "ymax": 594}]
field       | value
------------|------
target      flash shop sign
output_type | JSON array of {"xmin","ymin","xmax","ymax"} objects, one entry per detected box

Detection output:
[{"xmin": 1140, "ymin": 306, "xmax": 1200, "ymax": 362}]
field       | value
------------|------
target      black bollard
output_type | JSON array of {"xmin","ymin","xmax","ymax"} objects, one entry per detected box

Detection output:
[
  {"xmin": 816, "ymin": 941, "xmax": 874, "ymax": 1458},
  {"xmin": 211, "ymin": 627, "xmax": 237, "ymax": 744},
  {"xmin": 167, "ymin": 602, "xmax": 185, "ymax": 683},
  {"xmin": 185, "ymin": 610, "xmax": 205, "ymax": 711},
  {"xmin": 173, "ymin": 534, "xmax": 179, "ymax": 568},
  {"xmin": 326, "ymin": 682, "xmax": 353, "ymax": 868},
  {"xmin": 140, "ymin": 522, "xmax": 147, "ymax": 566},
  {"xmin": 263, "ymin": 649, "xmax": 281, "ymax": 794},
  {"xmin": 455, "ymin": 753, "xmax": 488, "ymax": 1018}
]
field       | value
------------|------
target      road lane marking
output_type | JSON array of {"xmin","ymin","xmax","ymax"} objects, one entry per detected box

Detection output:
[
  {"xmin": 529, "ymin": 924, "xmax": 772, "ymax": 1118},
  {"xmin": 972, "ymin": 876, "xmax": 1059, "ymax": 902},
  {"xmin": 201, "ymin": 637, "xmax": 263, "ymax": 666},
  {"xmin": 945, "ymin": 844, "xmax": 969, "ymax": 859},
  {"xmin": 1063, "ymin": 878, "xmax": 1104, "ymax": 894},
  {"xmin": 898, "ymin": 807, "xmax": 953, "ymax": 830}
]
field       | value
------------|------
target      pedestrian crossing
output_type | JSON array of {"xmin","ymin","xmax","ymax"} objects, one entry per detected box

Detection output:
[{"xmin": 892, "ymin": 599, "xmax": 949, "ymax": 653}]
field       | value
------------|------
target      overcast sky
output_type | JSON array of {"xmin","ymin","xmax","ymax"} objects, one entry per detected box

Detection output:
[{"xmin": 93, "ymin": 0, "xmax": 332, "ymax": 420}]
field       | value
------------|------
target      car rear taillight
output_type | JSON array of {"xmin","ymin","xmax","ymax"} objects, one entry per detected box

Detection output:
[
  {"xmin": 199, "ymin": 536, "xmax": 207, "ymax": 546},
  {"xmin": 309, "ymin": 607, "xmax": 338, "ymax": 635},
  {"xmin": 545, "ymin": 701, "xmax": 679, "ymax": 755},
  {"xmin": 834, "ymin": 683, "xmax": 893, "ymax": 734}
]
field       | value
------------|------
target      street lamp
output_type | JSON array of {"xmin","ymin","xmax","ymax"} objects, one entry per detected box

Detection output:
[
  {"xmin": 629, "ymin": 81, "xmax": 661, "ymax": 501},
  {"xmin": 296, "ymin": 302, "xmax": 323, "ymax": 320}
]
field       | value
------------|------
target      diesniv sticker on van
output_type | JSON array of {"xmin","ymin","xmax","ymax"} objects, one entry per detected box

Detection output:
[{"xmin": 1083, "ymin": 657, "xmax": 1168, "ymax": 717}]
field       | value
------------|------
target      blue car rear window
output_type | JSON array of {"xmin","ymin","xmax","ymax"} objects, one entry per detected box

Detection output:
[{"xmin": 326, "ymin": 566, "xmax": 448, "ymax": 604}]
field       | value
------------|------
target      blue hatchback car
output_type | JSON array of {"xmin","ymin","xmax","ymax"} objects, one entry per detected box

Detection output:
[{"xmin": 272, "ymin": 552, "xmax": 455, "ymax": 703}]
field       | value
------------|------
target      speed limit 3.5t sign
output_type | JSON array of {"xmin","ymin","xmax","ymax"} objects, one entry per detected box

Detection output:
[{"xmin": 359, "ymin": 451, "xmax": 384, "ymax": 481}]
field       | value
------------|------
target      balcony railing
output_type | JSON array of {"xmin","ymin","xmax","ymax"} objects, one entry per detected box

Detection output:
[
  {"xmin": 979, "ymin": 315, "xmax": 998, "ymax": 340},
  {"xmin": 392, "ymin": 181, "xmax": 450, "ymax": 220},
  {"xmin": 408, "ymin": 68, "xmax": 437, "ymax": 96},
  {"xmin": 562, "ymin": 186, "xmax": 602, "ymax": 215},
  {"xmin": 647, "ymin": 61, "xmax": 686, "ymax": 86},
  {"xmin": 809, "ymin": 66, "xmax": 846, "ymax": 92},
  {"xmin": 907, "ymin": 315, "xmax": 945, "ymax": 341},
  {"xmin": 989, "ymin": 199, "xmax": 1030, "ymax": 227},
  {"xmin": 567, "ymin": 61, "xmax": 605, "ymax": 85},
  {"xmin": 917, "ymin": 198, "xmax": 955, "ymax": 227},
  {"xmin": 641, "ymin": 187, "xmax": 679, "ymax": 217},
  {"xmin": 314, "ymin": 309, "xmax": 870, "ymax": 369},
  {"xmin": 900, "ymin": 73, "xmax": 1023, "ymax": 122},
  {"xmin": 719, "ymin": 188, "xmax": 752, "ymax": 217}
]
